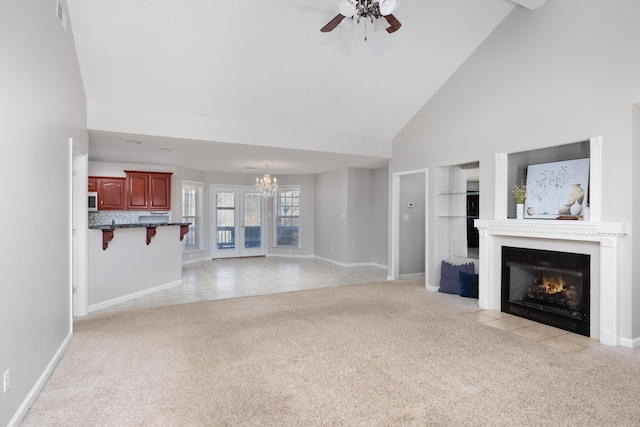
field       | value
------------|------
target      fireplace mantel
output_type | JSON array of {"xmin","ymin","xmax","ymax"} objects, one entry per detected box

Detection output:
[
  {"xmin": 475, "ymin": 218, "xmax": 628, "ymax": 346},
  {"xmin": 476, "ymin": 219, "xmax": 628, "ymax": 240}
]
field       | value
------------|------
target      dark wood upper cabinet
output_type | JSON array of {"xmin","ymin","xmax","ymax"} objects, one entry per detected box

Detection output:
[
  {"xmin": 88, "ymin": 177, "xmax": 97, "ymax": 192},
  {"xmin": 97, "ymin": 178, "xmax": 126, "ymax": 210},
  {"xmin": 89, "ymin": 171, "xmax": 172, "ymax": 211},
  {"xmin": 125, "ymin": 171, "xmax": 172, "ymax": 211},
  {"xmin": 125, "ymin": 172, "xmax": 150, "ymax": 210},
  {"xmin": 148, "ymin": 173, "xmax": 172, "ymax": 210}
]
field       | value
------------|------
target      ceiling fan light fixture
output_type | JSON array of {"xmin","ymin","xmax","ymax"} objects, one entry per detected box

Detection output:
[
  {"xmin": 321, "ymin": 0, "xmax": 401, "ymax": 36},
  {"xmin": 379, "ymin": 0, "xmax": 397, "ymax": 16},
  {"xmin": 337, "ymin": 0, "xmax": 356, "ymax": 17}
]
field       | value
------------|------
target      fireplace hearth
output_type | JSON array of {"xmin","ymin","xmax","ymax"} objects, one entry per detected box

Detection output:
[{"xmin": 501, "ymin": 246, "xmax": 590, "ymax": 336}]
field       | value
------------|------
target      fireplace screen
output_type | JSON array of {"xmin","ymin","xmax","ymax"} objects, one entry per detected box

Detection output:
[
  {"xmin": 508, "ymin": 264, "xmax": 583, "ymax": 317},
  {"xmin": 502, "ymin": 247, "xmax": 590, "ymax": 336}
]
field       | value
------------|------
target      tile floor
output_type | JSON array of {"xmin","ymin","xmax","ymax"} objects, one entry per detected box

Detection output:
[
  {"xmin": 94, "ymin": 256, "xmax": 389, "ymax": 314},
  {"xmin": 462, "ymin": 309, "xmax": 600, "ymax": 353}
]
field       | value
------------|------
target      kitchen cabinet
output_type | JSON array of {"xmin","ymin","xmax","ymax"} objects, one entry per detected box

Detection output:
[
  {"xmin": 88, "ymin": 177, "xmax": 125, "ymax": 210},
  {"xmin": 88, "ymin": 178, "xmax": 97, "ymax": 192},
  {"xmin": 125, "ymin": 171, "xmax": 172, "ymax": 210}
]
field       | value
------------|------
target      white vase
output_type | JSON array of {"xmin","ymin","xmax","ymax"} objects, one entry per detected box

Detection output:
[
  {"xmin": 516, "ymin": 204, "xmax": 524, "ymax": 220},
  {"xmin": 570, "ymin": 200, "xmax": 582, "ymax": 216}
]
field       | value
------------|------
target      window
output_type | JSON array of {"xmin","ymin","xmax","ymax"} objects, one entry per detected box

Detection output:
[
  {"xmin": 275, "ymin": 186, "xmax": 300, "ymax": 247},
  {"xmin": 181, "ymin": 180, "xmax": 202, "ymax": 252}
]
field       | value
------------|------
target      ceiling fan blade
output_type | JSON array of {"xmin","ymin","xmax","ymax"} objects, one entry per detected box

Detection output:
[
  {"xmin": 320, "ymin": 14, "xmax": 346, "ymax": 32},
  {"xmin": 383, "ymin": 14, "xmax": 402, "ymax": 33}
]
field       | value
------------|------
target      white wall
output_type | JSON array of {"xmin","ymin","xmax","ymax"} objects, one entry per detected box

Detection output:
[
  {"xmin": 633, "ymin": 105, "xmax": 640, "ymax": 340},
  {"xmin": 399, "ymin": 173, "xmax": 426, "ymax": 275},
  {"xmin": 0, "ymin": 0, "xmax": 87, "ymax": 424},
  {"xmin": 86, "ymin": 101, "xmax": 392, "ymax": 159},
  {"xmin": 89, "ymin": 160, "xmax": 175, "ymax": 177},
  {"xmin": 390, "ymin": 0, "xmax": 639, "ymax": 342},
  {"xmin": 347, "ymin": 169, "xmax": 374, "ymax": 264},
  {"xmin": 315, "ymin": 167, "xmax": 388, "ymax": 266},
  {"xmin": 315, "ymin": 169, "xmax": 349, "ymax": 261},
  {"xmin": 370, "ymin": 167, "xmax": 389, "ymax": 267}
]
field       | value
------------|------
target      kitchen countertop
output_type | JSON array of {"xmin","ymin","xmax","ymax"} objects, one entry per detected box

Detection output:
[{"xmin": 89, "ymin": 223, "xmax": 190, "ymax": 230}]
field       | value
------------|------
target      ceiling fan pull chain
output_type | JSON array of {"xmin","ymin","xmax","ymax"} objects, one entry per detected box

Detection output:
[{"xmin": 364, "ymin": 18, "xmax": 368, "ymax": 41}]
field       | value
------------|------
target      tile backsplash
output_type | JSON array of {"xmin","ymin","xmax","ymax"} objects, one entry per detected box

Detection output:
[{"xmin": 89, "ymin": 211, "xmax": 173, "ymax": 226}]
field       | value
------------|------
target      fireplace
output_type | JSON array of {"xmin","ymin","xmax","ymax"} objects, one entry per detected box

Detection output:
[{"xmin": 501, "ymin": 246, "xmax": 590, "ymax": 336}]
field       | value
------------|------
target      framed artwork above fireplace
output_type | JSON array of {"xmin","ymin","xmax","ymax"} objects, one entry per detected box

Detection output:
[{"xmin": 524, "ymin": 157, "xmax": 590, "ymax": 219}]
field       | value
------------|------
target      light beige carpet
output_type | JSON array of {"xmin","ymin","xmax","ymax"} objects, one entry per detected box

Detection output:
[{"xmin": 22, "ymin": 281, "xmax": 640, "ymax": 426}]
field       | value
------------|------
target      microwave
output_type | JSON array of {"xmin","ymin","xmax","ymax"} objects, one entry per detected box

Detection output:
[{"xmin": 88, "ymin": 192, "xmax": 98, "ymax": 211}]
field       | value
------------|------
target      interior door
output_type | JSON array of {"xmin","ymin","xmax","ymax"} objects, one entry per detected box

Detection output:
[{"xmin": 212, "ymin": 186, "xmax": 266, "ymax": 258}]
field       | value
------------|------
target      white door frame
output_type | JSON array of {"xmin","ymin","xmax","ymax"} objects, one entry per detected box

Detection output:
[
  {"xmin": 390, "ymin": 168, "xmax": 429, "ymax": 287},
  {"xmin": 71, "ymin": 139, "xmax": 89, "ymax": 317},
  {"xmin": 210, "ymin": 185, "xmax": 267, "ymax": 259}
]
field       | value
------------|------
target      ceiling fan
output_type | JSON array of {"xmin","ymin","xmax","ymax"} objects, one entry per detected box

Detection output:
[{"xmin": 321, "ymin": 0, "xmax": 401, "ymax": 35}]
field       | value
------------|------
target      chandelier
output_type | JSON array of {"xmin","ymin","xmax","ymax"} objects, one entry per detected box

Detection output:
[{"xmin": 255, "ymin": 164, "xmax": 278, "ymax": 198}]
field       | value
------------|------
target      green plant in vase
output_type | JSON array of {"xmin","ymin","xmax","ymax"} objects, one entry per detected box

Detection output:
[
  {"xmin": 512, "ymin": 182, "xmax": 526, "ymax": 219},
  {"xmin": 512, "ymin": 182, "xmax": 527, "ymax": 204}
]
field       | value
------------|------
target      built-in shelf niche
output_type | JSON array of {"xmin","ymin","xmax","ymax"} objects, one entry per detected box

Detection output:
[
  {"xmin": 435, "ymin": 161, "xmax": 480, "ymax": 260},
  {"xmin": 495, "ymin": 136, "xmax": 602, "ymax": 222}
]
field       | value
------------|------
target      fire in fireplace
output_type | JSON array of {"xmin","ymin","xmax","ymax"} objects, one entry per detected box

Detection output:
[{"xmin": 501, "ymin": 246, "xmax": 590, "ymax": 336}]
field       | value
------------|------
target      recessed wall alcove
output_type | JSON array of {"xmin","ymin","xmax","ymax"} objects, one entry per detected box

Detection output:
[
  {"xmin": 427, "ymin": 162, "xmax": 480, "ymax": 292},
  {"xmin": 475, "ymin": 136, "xmax": 629, "ymax": 346},
  {"xmin": 506, "ymin": 140, "xmax": 590, "ymax": 219}
]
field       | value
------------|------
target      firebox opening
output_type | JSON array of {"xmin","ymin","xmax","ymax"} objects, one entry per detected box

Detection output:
[{"xmin": 502, "ymin": 247, "xmax": 590, "ymax": 337}]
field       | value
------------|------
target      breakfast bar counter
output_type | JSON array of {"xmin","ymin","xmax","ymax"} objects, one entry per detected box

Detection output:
[
  {"xmin": 89, "ymin": 222, "xmax": 190, "ymax": 250},
  {"xmin": 88, "ymin": 223, "xmax": 189, "ymax": 312}
]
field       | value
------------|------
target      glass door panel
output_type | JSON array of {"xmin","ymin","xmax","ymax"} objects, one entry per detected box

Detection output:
[
  {"xmin": 216, "ymin": 191, "xmax": 236, "ymax": 251},
  {"xmin": 243, "ymin": 192, "xmax": 262, "ymax": 249},
  {"xmin": 212, "ymin": 186, "xmax": 265, "ymax": 258}
]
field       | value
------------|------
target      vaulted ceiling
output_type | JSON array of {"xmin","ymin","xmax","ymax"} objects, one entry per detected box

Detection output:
[{"xmin": 67, "ymin": 0, "xmax": 541, "ymax": 174}]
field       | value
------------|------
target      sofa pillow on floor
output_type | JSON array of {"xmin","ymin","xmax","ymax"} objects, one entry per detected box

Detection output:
[
  {"xmin": 459, "ymin": 271, "xmax": 479, "ymax": 298},
  {"xmin": 438, "ymin": 261, "xmax": 475, "ymax": 294}
]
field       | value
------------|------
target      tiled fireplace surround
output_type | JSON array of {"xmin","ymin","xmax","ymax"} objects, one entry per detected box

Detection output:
[{"xmin": 475, "ymin": 137, "xmax": 629, "ymax": 347}]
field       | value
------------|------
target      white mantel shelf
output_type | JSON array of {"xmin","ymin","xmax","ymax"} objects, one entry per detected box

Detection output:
[
  {"xmin": 475, "ymin": 219, "xmax": 628, "ymax": 240},
  {"xmin": 475, "ymin": 218, "xmax": 629, "ymax": 347}
]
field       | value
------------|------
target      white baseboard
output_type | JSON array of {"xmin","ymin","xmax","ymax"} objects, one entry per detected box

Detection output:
[
  {"xmin": 426, "ymin": 285, "xmax": 440, "ymax": 292},
  {"xmin": 314, "ymin": 256, "xmax": 388, "ymax": 269},
  {"xmin": 266, "ymin": 253, "xmax": 315, "ymax": 259},
  {"xmin": 619, "ymin": 336, "xmax": 640, "ymax": 348},
  {"xmin": 399, "ymin": 272, "xmax": 425, "ymax": 279},
  {"xmin": 8, "ymin": 331, "xmax": 73, "ymax": 427},
  {"xmin": 88, "ymin": 280, "xmax": 183, "ymax": 312},
  {"xmin": 182, "ymin": 256, "xmax": 205, "ymax": 265},
  {"xmin": 371, "ymin": 262, "xmax": 388, "ymax": 270}
]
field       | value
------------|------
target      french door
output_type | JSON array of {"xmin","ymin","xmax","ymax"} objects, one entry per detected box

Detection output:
[{"xmin": 211, "ymin": 186, "xmax": 266, "ymax": 258}]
